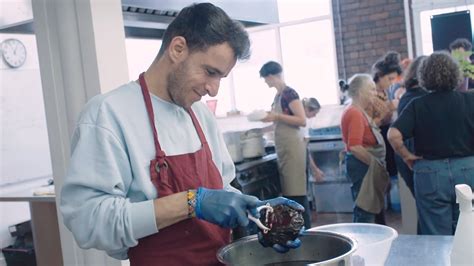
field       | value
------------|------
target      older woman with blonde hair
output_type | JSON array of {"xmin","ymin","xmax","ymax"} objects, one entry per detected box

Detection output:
[
  {"xmin": 388, "ymin": 52, "xmax": 474, "ymax": 235},
  {"xmin": 341, "ymin": 74, "xmax": 390, "ymax": 223}
]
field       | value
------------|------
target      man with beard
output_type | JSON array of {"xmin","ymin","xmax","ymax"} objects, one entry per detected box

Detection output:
[{"xmin": 60, "ymin": 3, "xmax": 303, "ymax": 265}]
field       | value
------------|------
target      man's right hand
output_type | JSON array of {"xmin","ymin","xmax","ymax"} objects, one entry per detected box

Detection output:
[{"xmin": 195, "ymin": 187, "xmax": 259, "ymax": 228}]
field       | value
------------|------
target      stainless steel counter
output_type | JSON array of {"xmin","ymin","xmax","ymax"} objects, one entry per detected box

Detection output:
[{"xmin": 386, "ymin": 235, "xmax": 453, "ymax": 265}]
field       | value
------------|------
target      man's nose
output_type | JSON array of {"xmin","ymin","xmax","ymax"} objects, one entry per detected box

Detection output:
[{"xmin": 206, "ymin": 78, "xmax": 220, "ymax": 97}]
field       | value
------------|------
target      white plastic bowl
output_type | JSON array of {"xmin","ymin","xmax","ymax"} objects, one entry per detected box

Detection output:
[
  {"xmin": 247, "ymin": 110, "xmax": 267, "ymax": 121},
  {"xmin": 311, "ymin": 223, "xmax": 398, "ymax": 266}
]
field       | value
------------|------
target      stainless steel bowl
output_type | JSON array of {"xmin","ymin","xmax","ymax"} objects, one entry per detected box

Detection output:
[{"xmin": 217, "ymin": 231, "xmax": 357, "ymax": 265}]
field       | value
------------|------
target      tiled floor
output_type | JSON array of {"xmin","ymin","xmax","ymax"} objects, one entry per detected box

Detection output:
[{"xmin": 310, "ymin": 209, "xmax": 403, "ymax": 232}]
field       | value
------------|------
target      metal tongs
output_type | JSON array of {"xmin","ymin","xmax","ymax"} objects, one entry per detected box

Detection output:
[{"xmin": 247, "ymin": 203, "xmax": 274, "ymax": 234}]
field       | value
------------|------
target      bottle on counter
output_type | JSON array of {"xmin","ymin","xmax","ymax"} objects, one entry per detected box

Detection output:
[{"xmin": 389, "ymin": 175, "xmax": 401, "ymax": 212}]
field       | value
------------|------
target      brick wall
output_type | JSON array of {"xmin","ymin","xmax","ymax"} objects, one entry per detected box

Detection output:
[{"xmin": 332, "ymin": 0, "xmax": 409, "ymax": 80}]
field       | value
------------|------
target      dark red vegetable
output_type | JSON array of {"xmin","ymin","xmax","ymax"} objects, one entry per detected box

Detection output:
[{"xmin": 258, "ymin": 204, "xmax": 304, "ymax": 246}]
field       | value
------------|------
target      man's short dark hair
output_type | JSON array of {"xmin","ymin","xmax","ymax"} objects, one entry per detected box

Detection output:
[
  {"xmin": 418, "ymin": 51, "xmax": 461, "ymax": 92},
  {"xmin": 259, "ymin": 61, "xmax": 283, "ymax": 77},
  {"xmin": 449, "ymin": 38, "xmax": 472, "ymax": 51},
  {"xmin": 158, "ymin": 3, "xmax": 250, "ymax": 60}
]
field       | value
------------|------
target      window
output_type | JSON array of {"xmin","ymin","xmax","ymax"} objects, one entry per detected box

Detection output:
[
  {"xmin": 202, "ymin": 77, "xmax": 232, "ymax": 117},
  {"xmin": 125, "ymin": 38, "xmax": 162, "ymax": 79},
  {"xmin": 277, "ymin": 0, "xmax": 331, "ymax": 23},
  {"xmin": 125, "ymin": 38, "xmax": 232, "ymax": 117},
  {"xmin": 123, "ymin": 0, "xmax": 339, "ymax": 116},
  {"xmin": 230, "ymin": 0, "xmax": 338, "ymax": 114},
  {"xmin": 419, "ymin": 5, "xmax": 474, "ymax": 54},
  {"xmin": 232, "ymin": 29, "xmax": 280, "ymax": 113},
  {"xmin": 280, "ymin": 20, "xmax": 339, "ymax": 105}
]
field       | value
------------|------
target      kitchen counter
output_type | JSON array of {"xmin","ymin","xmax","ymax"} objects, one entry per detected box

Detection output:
[
  {"xmin": 0, "ymin": 186, "xmax": 55, "ymax": 202},
  {"xmin": 386, "ymin": 235, "xmax": 453, "ymax": 265},
  {"xmin": 217, "ymin": 115, "xmax": 272, "ymax": 133},
  {"xmin": 217, "ymin": 104, "xmax": 346, "ymax": 134},
  {"xmin": 234, "ymin": 153, "xmax": 277, "ymax": 172},
  {"xmin": 0, "ymin": 186, "xmax": 62, "ymax": 266}
]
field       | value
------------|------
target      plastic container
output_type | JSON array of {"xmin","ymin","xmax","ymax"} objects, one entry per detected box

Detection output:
[
  {"xmin": 205, "ymin": 99, "xmax": 218, "ymax": 115},
  {"xmin": 2, "ymin": 246, "xmax": 36, "ymax": 266},
  {"xmin": 390, "ymin": 176, "xmax": 401, "ymax": 212},
  {"xmin": 311, "ymin": 223, "xmax": 398, "ymax": 266},
  {"xmin": 450, "ymin": 184, "xmax": 474, "ymax": 266},
  {"xmin": 247, "ymin": 109, "xmax": 267, "ymax": 121}
]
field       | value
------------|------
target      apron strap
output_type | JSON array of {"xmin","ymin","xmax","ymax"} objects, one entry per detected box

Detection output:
[
  {"xmin": 139, "ymin": 72, "xmax": 165, "ymax": 159},
  {"xmin": 354, "ymin": 105, "xmax": 386, "ymax": 158},
  {"xmin": 187, "ymin": 108, "xmax": 208, "ymax": 145}
]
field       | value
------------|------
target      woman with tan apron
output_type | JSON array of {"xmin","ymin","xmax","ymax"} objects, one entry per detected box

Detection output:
[
  {"xmin": 259, "ymin": 61, "xmax": 311, "ymax": 229},
  {"xmin": 340, "ymin": 74, "xmax": 390, "ymax": 223}
]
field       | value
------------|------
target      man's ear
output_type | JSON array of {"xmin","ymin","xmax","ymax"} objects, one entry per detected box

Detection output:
[{"xmin": 168, "ymin": 36, "xmax": 188, "ymax": 63}]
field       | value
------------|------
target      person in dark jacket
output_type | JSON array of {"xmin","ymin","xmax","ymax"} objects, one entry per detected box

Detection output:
[
  {"xmin": 394, "ymin": 55, "xmax": 428, "ymax": 197},
  {"xmin": 388, "ymin": 52, "xmax": 474, "ymax": 235}
]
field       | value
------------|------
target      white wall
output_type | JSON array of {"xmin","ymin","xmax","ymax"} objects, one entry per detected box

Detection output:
[
  {"xmin": 0, "ymin": 34, "xmax": 52, "ymax": 185},
  {"xmin": 0, "ymin": 33, "xmax": 51, "ymax": 263}
]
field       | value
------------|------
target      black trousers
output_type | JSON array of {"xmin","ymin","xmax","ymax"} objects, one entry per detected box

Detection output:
[{"xmin": 380, "ymin": 124, "xmax": 398, "ymax": 176}]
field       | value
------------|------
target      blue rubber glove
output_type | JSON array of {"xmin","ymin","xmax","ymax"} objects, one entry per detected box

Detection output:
[
  {"xmin": 257, "ymin": 197, "xmax": 305, "ymax": 253},
  {"xmin": 195, "ymin": 187, "xmax": 260, "ymax": 228}
]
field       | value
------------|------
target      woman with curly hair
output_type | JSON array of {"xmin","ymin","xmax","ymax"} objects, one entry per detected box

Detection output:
[{"xmin": 388, "ymin": 52, "xmax": 474, "ymax": 235}]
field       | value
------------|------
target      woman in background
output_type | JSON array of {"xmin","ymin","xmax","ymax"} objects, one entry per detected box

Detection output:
[
  {"xmin": 259, "ymin": 61, "xmax": 311, "ymax": 229},
  {"xmin": 394, "ymin": 55, "xmax": 428, "ymax": 197},
  {"xmin": 371, "ymin": 51, "xmax": 402, "ymax": 166},
  {"xmin": 371, "ymin": 51, "xmax": 402, "ymax": 224},
  {"xmin": 389, "ymin": 52, "xmax": 474, "ymax": 235},
  {"xmin": 340, "ymin": 74, "xmax": 390, "ymax": 223},
  {"xmin": 449, "ymin": 38, "xmax": 472, "ymax": 92},
  {"xmin": 303, "ymin": 97, "xmax": 324, "ymax": 181}
]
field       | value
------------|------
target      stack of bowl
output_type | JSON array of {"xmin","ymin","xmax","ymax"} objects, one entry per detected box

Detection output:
[{"xmin": 311, "ymin": 223, "xmax": 398, "ymax": 265}]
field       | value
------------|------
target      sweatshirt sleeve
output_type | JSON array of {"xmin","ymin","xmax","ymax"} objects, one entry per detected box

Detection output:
[
  {"xmin": 60, "ymin": 123, "xmax": 157, "ymax": 259},
  {"xmin": 217, "ymin": 128, "xmax": 240, "ymax": 193}
]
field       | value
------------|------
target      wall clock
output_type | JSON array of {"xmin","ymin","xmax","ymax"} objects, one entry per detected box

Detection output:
[{"xmin": 1, "ymin": 38, "xmax": 27, "ymax": 68}]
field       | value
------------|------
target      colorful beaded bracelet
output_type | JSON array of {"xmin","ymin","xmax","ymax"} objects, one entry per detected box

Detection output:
[{"xmin": 187, "ymin": 189, "xmax": 197, "ymax": 218}]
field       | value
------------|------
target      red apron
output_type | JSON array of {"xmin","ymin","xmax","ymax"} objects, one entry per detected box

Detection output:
[{"xmin": 128, "ymin": 73, "xmax": 230, "ymax": 265}]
